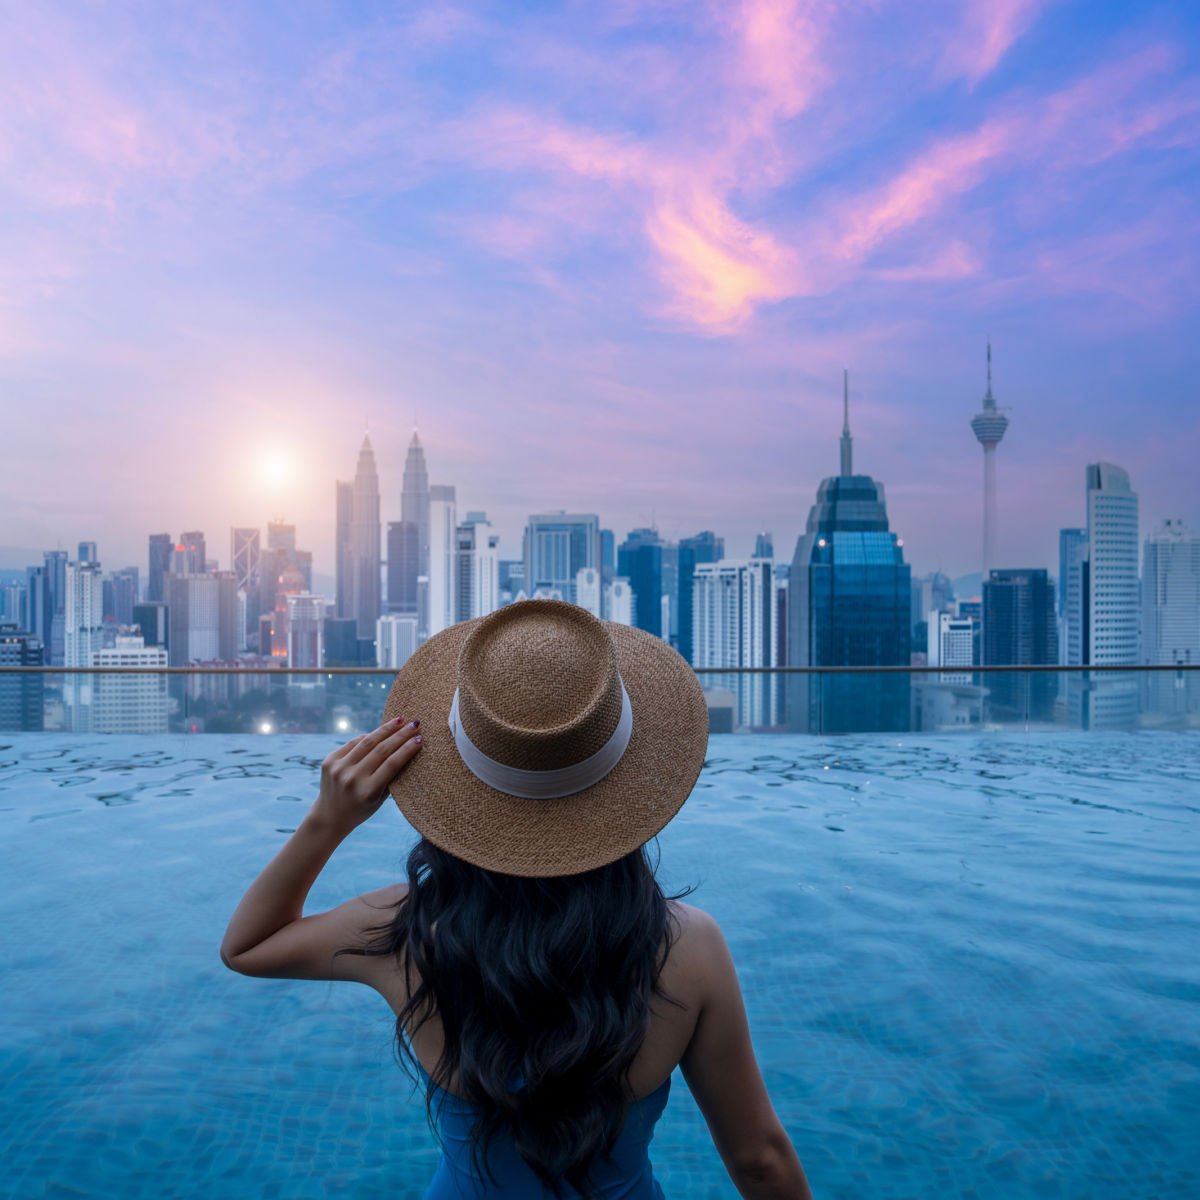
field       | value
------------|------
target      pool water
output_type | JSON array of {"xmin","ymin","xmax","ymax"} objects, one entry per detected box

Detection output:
[{"xmin": 1, "ymin": 733, "xmax": 1198, "ymax": 1199}]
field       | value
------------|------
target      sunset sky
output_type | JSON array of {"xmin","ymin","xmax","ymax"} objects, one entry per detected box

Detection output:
[{"xmin": 2, "ymin": 1, "xmax": 1197, "ymax": 585}]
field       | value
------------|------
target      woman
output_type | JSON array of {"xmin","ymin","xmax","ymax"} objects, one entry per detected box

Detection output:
[{"xmin": 222, "ymin": 600, "xmax": 812, "ymax": 1198}]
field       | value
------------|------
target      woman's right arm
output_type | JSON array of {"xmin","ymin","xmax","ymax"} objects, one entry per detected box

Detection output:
[{"xmin": 678, "ymin": 909, "xmax": 813, "ymax": 1200}]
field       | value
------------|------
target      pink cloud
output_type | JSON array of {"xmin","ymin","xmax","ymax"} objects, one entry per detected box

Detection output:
[
  {"xmin": 872, "ymin": 240, "xmax": 984, "ymax": 283},
  {"xmin": 647, "ymin": 190, "xmax": 802, "ymax": 329},
  {"xmin": 832, "ymin": 117, "xmax": 1019, "ymax": 265},
  {"xmin": 940, "ymin": 0, "xmax": 1047, "ymax": 86}
]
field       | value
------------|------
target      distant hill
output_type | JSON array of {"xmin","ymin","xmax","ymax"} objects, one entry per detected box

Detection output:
[
  {"xmin": 953, "ymin": 572, "xmax": 982, "ymax": 599},
  {"xmin": 0, "ymin": 547, "xmax": 46, "ymax": 571}
]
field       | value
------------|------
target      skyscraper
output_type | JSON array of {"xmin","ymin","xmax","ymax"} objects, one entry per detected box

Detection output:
[
  {"xmin": 456, "ymin": 513, "xmax": 499, "ymax": 623},
  {"xmin": 788, "ymin": 370, "xmax": 912, "ymax": 732},
  {"xmin": 91, "ymin": 635, "xmax": 168, "ymax": 734},
  {"xmin": 693, "ymin": 555, "xmax": 778, "ymax": 727},
  {"xmin": 678, "ymin": 531, "xmax": 725, "ymax": 665},
  {"xmin": 44, "ymin": 550, "xmax": 68, "ymax": 666},
  {"xmin": 64, "ymin": 560, "xmax": 105, "ymax": 669},
  {"xmin": 618, "ymin": 528, "xmax": 666, "ymax": 639},
  {"xmin": 231, "ymin": 528, "xmax": 260, "ymax": 591},
  {"xmin": 165, "ymin": 572, "xmax": 240, "ymax": 666},
  {"xmin": 1066, "ymin": 463, "xmax": 1140, "ymax": 728},
  {"xmin": 147, "ymin": 534, "xmax": 173, "ymax": 604},
  {"xmin": 983, "ymin": 568, "xmax": 1058, "ymax": 721},
  {"xmin": 286, "ymin": 594, "xmax": 326, "ymax": 670},
  {"xmin": 427, "ymin": 484, "xmax": 458, "ymax": 636},
  {"xmin": 24, "ymin": 565, "xmax": 47, "ymax": 653},
  {"xmin": 970, "ymin": 343, "xmax": 1010, "ymax": 581},
  {"xmin": 1141, "ymin": 518, "xmax": 1200, "ymax": 717},
  {"xmin": 179, "ymin": 531, "xmax": 207, "ymax": 575},
  {"xmin": 63, "ymin": 559, "xmax": 104, "ymax": 732},
  {"xmin": 1058, "ymin": 526, "xmax": 1087, "ymax": 673},
  {"xmin": 0, "ymin": 624, "xmax": 44, "ymax": 731},
  {"xmin": 350, "ymin": 434, "xmax": 382, "ymax": 639},
  {"xmin": 334, "ymin": 480, "xmax": 354, "ymax": 619},
  {"xmin": 524, "ymin": 513, "xmax": 600, "ymax": 605},
  {"xmin": 402, "ymin": 430, "xmax": 431, "ymax": 582},
  {"xmin": 109, "ymin": 567, "xmax": 139, "ymax": 626},
  {"xmin": 387, "ymin": 520, "xmax": 421, "ymax": 613}
]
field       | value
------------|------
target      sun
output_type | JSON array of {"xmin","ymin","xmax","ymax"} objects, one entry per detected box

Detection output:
[{"xmin": 260, "ymin": 455, "xmax": 291, "ymax": 487}]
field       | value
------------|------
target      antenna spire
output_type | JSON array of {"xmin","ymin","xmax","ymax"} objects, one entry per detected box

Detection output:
[
  {"xmin": 839, "ymin": 367, "xmax": 853, "ymax": 476},
  {"xmin": 985, "ymin": 340, "xmax": 994, "ymax": 408}
]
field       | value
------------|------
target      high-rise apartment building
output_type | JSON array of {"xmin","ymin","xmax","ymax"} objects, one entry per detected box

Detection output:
[
  {"xmin": 165, "ymin": 572, "xmax": 240, "ymax": 666},
  {"xmin": 524, "ymin": 513, "xmax": 600, "ymax": 606},
  {"xmin": 983, "ymin": 568, "xmax": 1058, "ymax": 721},
  {"xmin": 606, "ymin": 579, "xmax": 633, "ymax": 625},
  {"xmin": 286, "ymin": 594, "xmax": 326, "ymax": 670},
  {"xmin": 63, "ymin": 559, "xmax": 105, "ymax": 732},
  {"xmin": 915, "ymin": 611, "xmax": 984, "ymax": 730},
  {"xmin": 678, "ymin": 532, "xmax": 725, "ymax": 665},
  {"xmin": 427, "ymin": 485, "xmax": 458, "ymax": 636},
  {"xmin": 0, "ymin": 624, "xmax": 44, "ymax": 731},
  {"xmin": 64, "ymin": 561, "xmax": 105, "ymax": 668},
  {"xmin": 693, "ymin": 557, "xmax": 778, "ymax": 727},
  {"xmin": 91, "ymin": 635, "xmax": 169, "ymax": 734},
  {"xmin": 376, "ymin": 614, "xmax": 420, "ymax": 670},
  {"xmin": 456, "ymin": 513, "xmax": 499, "ymax": 624},
  {"xmin": 576, "ymin": 567, "xmax": 603, "ymax": 618},
  {"xmin": 788, "ymin": 371, "xmax": 911, "ymax": 732},
  {"xmin": 1141, "ymin": 518, "xmax": 1200, "ymax": 717}
]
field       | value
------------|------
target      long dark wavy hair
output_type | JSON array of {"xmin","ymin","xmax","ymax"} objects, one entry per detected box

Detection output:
[{"xmin": 338, "ymin": 836, "xmax": 689, "ymax": 1198}]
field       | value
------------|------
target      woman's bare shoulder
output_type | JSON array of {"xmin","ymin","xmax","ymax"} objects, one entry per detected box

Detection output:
[
  {"xmin": 664, "ymin": 900, "xmax": 727, "ymax": 990},
  {"xmin": 667, "ymin": 899, "xmax": 723, "ymax": 941}
]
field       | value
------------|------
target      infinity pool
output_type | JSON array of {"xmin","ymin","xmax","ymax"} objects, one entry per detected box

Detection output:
[{"xmin": 2, "ymin": 733, "xmax": 1198, "ymax": 1198}]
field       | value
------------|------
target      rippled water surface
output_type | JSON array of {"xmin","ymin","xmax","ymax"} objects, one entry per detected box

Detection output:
[{"xmin": 2, "ymin": 733, "xmax": 1198, "ymax": 1199}]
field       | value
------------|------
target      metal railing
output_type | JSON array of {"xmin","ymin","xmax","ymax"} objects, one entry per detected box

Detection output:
[{"xmin": 1, "ymin": 664, "xmax": 1197, "ymax": 735}]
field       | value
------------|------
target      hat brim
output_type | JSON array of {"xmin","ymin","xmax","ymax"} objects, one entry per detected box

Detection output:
[{"xmin": 382, "ymin": 617, "xmax": 709, "ymax": 877}]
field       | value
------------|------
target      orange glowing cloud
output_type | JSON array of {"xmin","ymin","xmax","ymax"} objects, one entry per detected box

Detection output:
[{"xmin": 647, "ymin": 191, "xmax": 801, "ymax": 330}]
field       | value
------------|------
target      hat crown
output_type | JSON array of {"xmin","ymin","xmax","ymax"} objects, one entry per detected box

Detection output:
[{"xmin": 456, "ymin": 601, "xmax": 624, "ymax": 772}]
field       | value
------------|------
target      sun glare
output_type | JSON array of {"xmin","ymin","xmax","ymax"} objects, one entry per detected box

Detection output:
[{"xmin": 261, "ymin": 456, "xmax": 290, "ymax": 487}]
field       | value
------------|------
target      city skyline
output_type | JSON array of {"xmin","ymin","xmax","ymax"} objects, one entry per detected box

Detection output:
[{"xmin": 2, "ymin": 3, "xmax": 1198, "ymax": 578}]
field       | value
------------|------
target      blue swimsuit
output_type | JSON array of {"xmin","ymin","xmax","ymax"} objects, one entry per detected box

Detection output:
[{"xmin": 418, "ymin": 1065, "xmax": 671, "ymax": 1199}]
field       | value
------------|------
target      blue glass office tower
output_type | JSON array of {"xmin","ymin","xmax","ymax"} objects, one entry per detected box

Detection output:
[
  {"xmin": 787, "ymin": 371, "xmax": 911, "ymax": 732},
  {"xmin": 618, "ymin": 528, "xmax": 666, "ymax": 638},
  {"xmin": 983, "ymin": 568, "xmax": 1058, "ymax": 720},
  {"xmin": 677, "ymin": 531, "xmax": 724, "ymax": 665}
]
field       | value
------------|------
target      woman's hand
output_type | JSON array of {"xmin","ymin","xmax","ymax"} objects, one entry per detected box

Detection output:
[{"xmin": 311, "ymin": 715, "xmax": 422, "ymax": 835}]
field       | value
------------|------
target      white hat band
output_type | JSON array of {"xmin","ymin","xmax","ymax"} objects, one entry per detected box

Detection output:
[{"xmin": 447, "ymin": 683, "xmax": 634, "ymax": 800}]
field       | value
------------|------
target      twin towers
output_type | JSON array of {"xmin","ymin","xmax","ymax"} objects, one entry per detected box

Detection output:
[{"xmin": 337, "ymin": 430, "xmax": 432, "ymax": 640}]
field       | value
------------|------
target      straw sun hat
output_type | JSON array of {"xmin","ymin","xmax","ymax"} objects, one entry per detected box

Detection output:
[{"xmin": 382, "ymin": 599, "xmax": 709, "ymax": 877}]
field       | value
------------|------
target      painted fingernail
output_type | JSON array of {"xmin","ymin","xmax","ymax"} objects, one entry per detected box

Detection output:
[
  {"xmin": 410, "ymin": 718, "xmax": 420, "ymax": 728},
  {"xmin": 392, "ymin": 715, "xmax": 405, "ymax": 725},
  {"xmin": 414, "ymin": 735, "xmax": 422, "ymax": 745}
]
